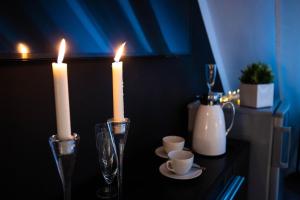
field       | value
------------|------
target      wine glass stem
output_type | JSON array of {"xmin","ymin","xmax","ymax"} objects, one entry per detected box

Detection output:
[
  {"xmin": 118, "ymin": 141, "xmax": 125, "ymax": 200},
  {"xmin": 63, "ymin": 181, "xmax": 71, "ymax": 200},
  {"xmin": 107, "ymin": 183, "xmax": 113, "ymax": 193}
]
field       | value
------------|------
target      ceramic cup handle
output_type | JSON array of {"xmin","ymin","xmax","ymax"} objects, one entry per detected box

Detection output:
[
  {"xmin": 166, "ymin": 160, "xmax": 176, "ymax": 173},
  {"xmin": 222, "ymin": 101, "xmax": 235, "ymax": 135}
]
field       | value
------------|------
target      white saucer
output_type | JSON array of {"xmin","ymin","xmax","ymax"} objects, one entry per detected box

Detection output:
[
  {"xmin": 159, "ymin": 162, "xmax": 203, "ymax": 180},
  {"xmin": 155, "ymin": 146, "xmax": 192, "ymax": 159},
  {"xmin": 155, "ymin": 146, "xmax": 168, "ymax": 158}
]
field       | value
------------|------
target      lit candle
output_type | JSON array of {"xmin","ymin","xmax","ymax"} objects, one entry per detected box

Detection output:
[
  {"xmin": 112, "ymin": 42, "xmax": 126, "ymax": 122},
  {"xmin": 52, "ymin": 39, "xmax": 72, "ymax": 140}
]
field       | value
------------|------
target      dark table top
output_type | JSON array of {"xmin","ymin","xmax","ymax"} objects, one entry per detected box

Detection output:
[{"xmin": 72, "ymin": 139, "xmax": 249, "ymax": 200}]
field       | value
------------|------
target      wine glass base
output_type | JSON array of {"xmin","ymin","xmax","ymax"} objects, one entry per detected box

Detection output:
[{"xmin": 96, "ymin": 186, "xmax": 117, "ymax": 199}]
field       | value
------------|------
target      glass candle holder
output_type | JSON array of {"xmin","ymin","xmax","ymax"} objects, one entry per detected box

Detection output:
[
  {"xmin": 49, "ymin": 133, "xmax": 80, "ymax": 200},
  {"xmin": 107, "ymin": 118, "xmax": 130, "ymax": 200}
]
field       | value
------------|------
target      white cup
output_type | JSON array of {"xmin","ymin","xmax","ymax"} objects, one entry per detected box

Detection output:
[
  {"xmin": 162, "ymin": 136, "xmax": 185, "ymax": 154},
  {"xmin": 166, "ymin": 150, "xmax": 194, "ymax": 175}
]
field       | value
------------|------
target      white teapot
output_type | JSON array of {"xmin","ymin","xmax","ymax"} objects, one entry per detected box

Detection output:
[{"xmin": 192, "ymin": 93, "xmax": 235, "ymax": 156}]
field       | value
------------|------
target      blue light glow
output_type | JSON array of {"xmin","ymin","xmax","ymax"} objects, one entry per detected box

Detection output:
[
  {"xmin": 117, "ymin": 0, "xmax": 152, "ymax": 54},
  {"xmin": 150, "ymin": 0, "xmax": 190, "ymax": 54},
  {"xmin": 0, "ymin": 0, "xmax": 190, "ymax": 56},
  {"xmin": 66, "ymin": 0, "xmax": 111, "ymax": 53}
]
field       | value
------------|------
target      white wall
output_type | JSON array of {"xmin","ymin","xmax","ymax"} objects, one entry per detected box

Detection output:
[{"xmin": 198, "ymin": 0, "xmax": 277, "ymax": 93}]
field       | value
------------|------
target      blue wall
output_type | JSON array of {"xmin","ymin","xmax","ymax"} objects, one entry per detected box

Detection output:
[
  {"xmin": 0, "ymin": 0, "xmax": 190, "ymax": 56},
  {"xmin": 278, "ymin": 0, "xmax": 300, "ymax": 171}
]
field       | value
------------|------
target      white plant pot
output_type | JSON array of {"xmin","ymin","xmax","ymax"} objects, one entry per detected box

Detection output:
[{"xmin": 240, "ymin": 83, "xmax": 274, "ymax": 108}]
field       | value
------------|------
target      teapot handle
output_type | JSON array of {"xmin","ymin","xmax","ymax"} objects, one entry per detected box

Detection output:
[{"xmin": 221, "ymin": 102, "xmax": 235, "ymax": 135}]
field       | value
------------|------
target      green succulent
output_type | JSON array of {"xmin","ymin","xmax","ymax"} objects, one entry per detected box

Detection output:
[{"xmin": 239, "ymin": 62, "xmax": 274, "ymax": 84}]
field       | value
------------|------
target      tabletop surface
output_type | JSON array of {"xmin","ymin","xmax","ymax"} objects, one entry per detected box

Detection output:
[{"xmin": 71, "ymin": 139, "xmax": 249, "ymax": 200}]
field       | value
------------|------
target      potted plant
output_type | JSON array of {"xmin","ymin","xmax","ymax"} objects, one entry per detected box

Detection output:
[{"xmin": 239, "ymin": 62, "xmax": 274, "ymax": 108}]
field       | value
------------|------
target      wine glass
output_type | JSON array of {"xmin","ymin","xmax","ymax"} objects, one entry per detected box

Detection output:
[
  {"xmin": 205, "ymin": 64, "xmax": 217, "ymax": 93},
  {"xmin": 95, "ymin": 123, "xmax": 118, "ymax": 199}
]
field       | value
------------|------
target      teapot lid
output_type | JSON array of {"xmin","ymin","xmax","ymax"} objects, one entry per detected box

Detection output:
[{"xmin": 200, "ymin": 92, "xmax": 222, "ymax": 105}]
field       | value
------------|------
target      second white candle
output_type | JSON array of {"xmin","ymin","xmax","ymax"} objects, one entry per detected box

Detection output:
[
  {"xmin": 112, "ymin": 43, "xmax": 126, "ymax": 122},
  {"xmin": 52, "ymin": 39, "xmax": 72, "ymax": 140}
]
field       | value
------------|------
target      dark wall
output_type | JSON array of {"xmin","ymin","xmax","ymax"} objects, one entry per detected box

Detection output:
[{"xmin": 0, "ymin": 1, "xmax": 221, "ymax": 200}]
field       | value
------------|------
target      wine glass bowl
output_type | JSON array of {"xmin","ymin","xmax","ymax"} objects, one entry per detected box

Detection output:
[
  {"xmin": 95, "ymin": 123, "xmax": 118, "ymax": 199},
  {"xmin": 205, "ymin": 64, "xmax": 217, "ymax": 93}
]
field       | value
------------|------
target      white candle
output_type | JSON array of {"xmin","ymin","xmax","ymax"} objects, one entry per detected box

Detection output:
[
  {"xmin": 112, "ymin": 43, "xmax": 126, "ymax": 122},
  {"xmin": 52, "ymin": 39, "xmax": 72, "ymax": 140}
]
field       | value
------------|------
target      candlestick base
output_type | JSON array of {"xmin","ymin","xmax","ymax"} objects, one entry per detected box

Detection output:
[
  {"xmin": 107, "ymin": 118, "xmax": 130, "ymax": 200},
  {"xmin": 49, "ymin": 133, "xmax": 80, "ymax": 200}
]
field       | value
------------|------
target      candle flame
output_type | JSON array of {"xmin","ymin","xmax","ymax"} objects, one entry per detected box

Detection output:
[
  {"xmin": 114, "ymin": 42, "xmax": 126, "ymax": 62},
  {"xmin": 17, "ymin": 43, "xmax": 30, "ymax": 59},
  {"xmin": 57, "ymin": 39, "xmax": 66, "ymax": 64},
  {"xmin": 17, "ymin": 43, "xmax": 30, "ymax": 54}
]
